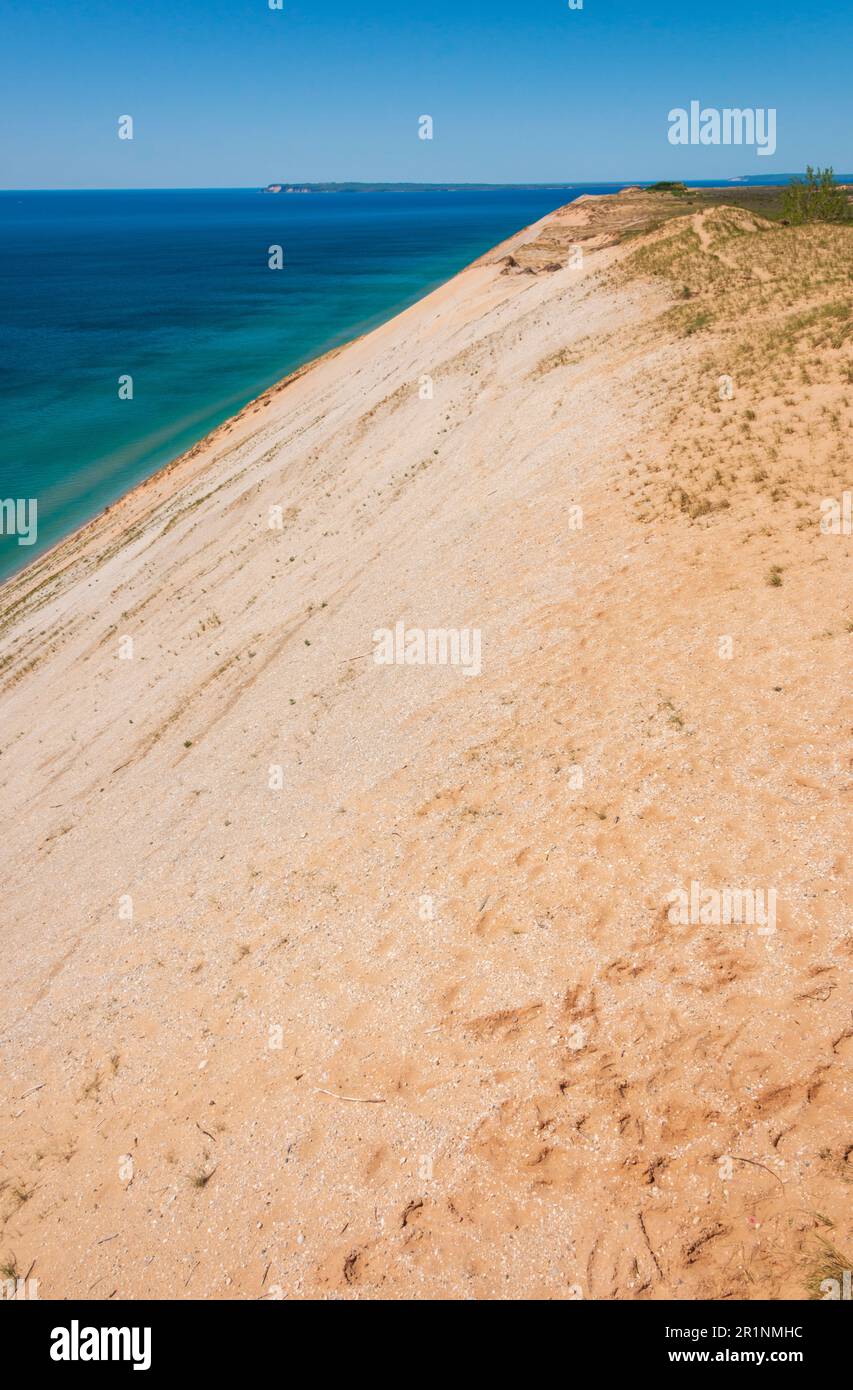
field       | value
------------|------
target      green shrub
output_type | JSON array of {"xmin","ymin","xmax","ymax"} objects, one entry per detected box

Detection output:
[{"xmin": 782, "ymin": 166, "xmax": 849, "ymax": 224}]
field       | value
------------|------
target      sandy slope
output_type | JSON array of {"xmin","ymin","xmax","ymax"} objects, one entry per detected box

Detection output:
[{"xmin": 0, "ymin": 190, "xmax": 850, "ymax": 1301}]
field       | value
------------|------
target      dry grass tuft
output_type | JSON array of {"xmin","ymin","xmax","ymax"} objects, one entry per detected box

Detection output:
[{"xmin": 803, "ymin": 1235, "xmax": 853, "ymax": 1300}]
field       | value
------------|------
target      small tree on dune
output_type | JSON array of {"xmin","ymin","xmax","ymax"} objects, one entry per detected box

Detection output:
[{"xmin": 783, "ymin": 166, "xmax": 849, "ymax": 224}]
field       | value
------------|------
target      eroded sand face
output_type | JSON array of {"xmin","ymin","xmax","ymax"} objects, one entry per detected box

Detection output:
[{"xmin": 0, "ymin": 192, "xmax": 850, "ymax": 1300}]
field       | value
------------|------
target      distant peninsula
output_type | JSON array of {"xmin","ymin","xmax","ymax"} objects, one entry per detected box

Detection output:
[{"xmin": 261, "ymin": 181, "xmax": 583, "ymax": 194}]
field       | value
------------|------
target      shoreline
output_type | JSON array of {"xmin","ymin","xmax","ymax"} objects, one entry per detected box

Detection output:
[
  {"xmin": 0, "ymin": 338, "xmax": 355, "ymax": 598},
  {"xmin": 0, "ymin": 201, "xmax": 558, "ymax": 603}
]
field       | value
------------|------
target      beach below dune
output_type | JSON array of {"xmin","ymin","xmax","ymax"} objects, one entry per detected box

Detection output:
[{"xmin": 0, "ymin": 188, "xmax": 850, "ymax": 1300}]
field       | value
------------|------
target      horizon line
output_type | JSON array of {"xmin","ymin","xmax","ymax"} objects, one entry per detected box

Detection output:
[{"xmin": 1, "ymin": 175, "xmax": 835, "ymax": 195}]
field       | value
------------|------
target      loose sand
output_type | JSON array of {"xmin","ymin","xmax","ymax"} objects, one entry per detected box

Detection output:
[{"xmin": 0, "ymin": 190, "xmax": 850, "ymax": 1300}]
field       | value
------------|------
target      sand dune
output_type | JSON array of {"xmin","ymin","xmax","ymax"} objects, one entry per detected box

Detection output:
[{"xmin": 0, "ymin": 189, "xmax": 850, "ymax": 1300}]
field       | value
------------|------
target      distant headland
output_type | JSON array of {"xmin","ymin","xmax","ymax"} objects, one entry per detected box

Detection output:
[{"xmin": 261, "ymin": 181, "xmax": 587, "ymax": 194}]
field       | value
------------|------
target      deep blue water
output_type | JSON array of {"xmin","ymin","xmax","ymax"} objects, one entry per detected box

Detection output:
[{"xmin": 0, "ymin": 180, "xmax": 832, "ymax": 580}]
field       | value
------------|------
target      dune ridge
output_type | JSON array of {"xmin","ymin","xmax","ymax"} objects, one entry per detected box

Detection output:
[{"xmin": 0, "ymin": 189, "xmax": 850, "ymax": 1300}]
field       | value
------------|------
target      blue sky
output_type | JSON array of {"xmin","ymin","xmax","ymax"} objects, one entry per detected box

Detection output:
[{"xmin": 1, "ymin": 0, "xmax": 849, "ymax": 188}]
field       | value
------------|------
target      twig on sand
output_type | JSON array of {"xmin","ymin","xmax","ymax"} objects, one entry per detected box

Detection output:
[
  {"xmin": 641, "ymin": 1212, "xmax": 669, "ymax": 1273},
  {"xmin": 19, "ymin": 1083, "xmax": 45, "ymax": 1099},
  {"xmin": 639, "ymin": 1211, "xmax": 664, "ymax": 1280},
  {"xmin": 731, "ymin": 1156, "xmax": 785, "ymax": 1192},
  {"xmin": 314, "ymin": 1088, "xmax": 385, "ymax": 1104}
]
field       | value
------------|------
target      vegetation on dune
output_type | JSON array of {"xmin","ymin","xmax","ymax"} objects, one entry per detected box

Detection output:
[
  {"xmin": 803, "ymin": 1236, "xmax": 853, "ymax": 1300},
  {"xmin": 621, "ymin": 178, "xmax": 851, "ymax": 227},
  {"xmin": 783, "ymin": 166, "xmax": 850, "ymax": 225},
  {"xmin": 614, "ymin": 203, "xmax": 852, "ymax": 529}
]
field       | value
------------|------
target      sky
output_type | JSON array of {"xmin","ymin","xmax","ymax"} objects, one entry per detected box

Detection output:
[{"xmin": 0, "ymin": 0, "xmax": 850, "ymax": 188}]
